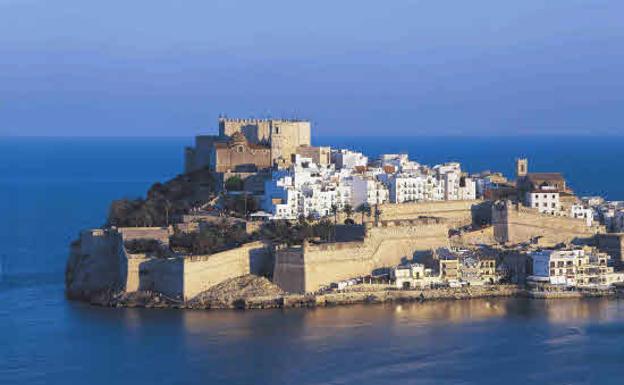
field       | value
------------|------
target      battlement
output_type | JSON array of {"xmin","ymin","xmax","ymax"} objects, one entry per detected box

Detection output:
[{"xmin": 218, "ymin": 117, "xmax": 309, "ymax": 123}]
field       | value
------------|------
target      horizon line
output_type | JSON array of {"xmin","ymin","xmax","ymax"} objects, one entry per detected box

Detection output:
[{"xmin": 3, "ymin": 133, "xmax": 624, "ymax": 139}]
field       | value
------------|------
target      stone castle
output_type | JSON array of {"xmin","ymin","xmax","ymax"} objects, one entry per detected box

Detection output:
[{"xmin": 185, "ymin": 118, "xmax": 312, "ymax": 173}]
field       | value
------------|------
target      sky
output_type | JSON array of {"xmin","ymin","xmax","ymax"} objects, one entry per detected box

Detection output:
[{"xmin": 1, "ymin": 0, "xmax": 623, "ymax": 137}]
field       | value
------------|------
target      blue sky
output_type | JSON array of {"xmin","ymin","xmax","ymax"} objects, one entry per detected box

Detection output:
[{"xmin": 1, "ymin": 0, "xmax": 623, "ymax": 136}]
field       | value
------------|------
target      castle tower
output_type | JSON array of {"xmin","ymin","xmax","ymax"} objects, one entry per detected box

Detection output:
[{"xmin": 516, "ymin": 158, "xmax": 528, "ymax": 178}]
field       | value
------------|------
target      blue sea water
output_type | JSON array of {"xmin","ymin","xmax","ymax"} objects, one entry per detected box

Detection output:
[{"xmin": 2, "ymin": 136, "xmax": 624, "ymax": 385}]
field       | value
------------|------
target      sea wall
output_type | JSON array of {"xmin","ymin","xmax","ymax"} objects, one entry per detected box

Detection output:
[
  {"xmin": 273, "ymin": 220, "xmax": 450, "ymax": 293},
  {"xmin": 492, "ymin": 201, "xmax": 603, "ymax": 246}
]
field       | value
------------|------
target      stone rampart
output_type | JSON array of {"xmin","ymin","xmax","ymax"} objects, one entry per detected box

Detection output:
[
  {"xmin": 596, "ymin": 233, "xmax": 624, "ymax": 268},
  {"xmin": 66, "ymin": 229, "xmax": 125, "ymax": 299},
  {"xmin": 378, "ymin": 200, "xmax": 479, "ymax": 225},
  {"xmin": 337, "ymin": 200, "xmax": 479, "ymax": 226},
  {"xmin": 68, "ymin": 227, "xmax": 273, "ymax": 302},
  {"xmin": 451, "ymin": 226, "xmax": 496, "ymax": 247},
  {"xmin": 273, "ymin": 221, "xmax": 450, "ymax": 293},
  {"xmin": 117, "ymin": 227, "xmax": 172, "ymax": 245},
  {"xmin": 122, "ymin": 241, "xmax": 272, "ymax": 301},
  {"xmin": 492, "ymin": 201, "xmax": 603, "ymax": 246},
  {"xmin": 182, "ymin": 241, "xmax": 271, "ymax": 300}
]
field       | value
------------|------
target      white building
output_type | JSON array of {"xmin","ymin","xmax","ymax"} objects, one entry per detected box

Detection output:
[
  {"xmin": 434, "ymin": 162, "xmax": 476, "ymax": 201},
  {"xmin": 570, "ymin": 204, "xmax": 594, "ymax": 227},
  {"xmin": 262, "ymin": 150, "xmax": 478, "ymax": 219},
  {"xmin": 332, "ymin": 149, "xmax": 368, "ymax": 170},
  {"xmin": 530, "ymin": 248, "xmax": 624, "ymax": 287},
  {"xmin": 526, "ymin": 191, "xmax": 560, "ymax": 215},
  {"xmin": 263, "ymin": 155, "xmax": 352, "ymax": 220},
  {"xmin": 351, "ymin": 175, "xmax": 389, "ymax": 207},
  {"xmin": 392, "ymin": 263, "xmax": 439, "ymax": 289},
  {"xmin": 388, "ymin": 174, "xmax": 442, "ymax": 203}
]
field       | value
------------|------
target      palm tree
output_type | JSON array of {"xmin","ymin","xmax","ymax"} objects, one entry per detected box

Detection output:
[
  {"xmin": 330, "ymin": 204, "xmax": 338, "ymax": 224},
  {"xmin": 343, "ymin": 204, "xmax": 353, "ymax": 220},
  {"xmin": 355, "ymin": 203, "xmax": 371, "ymax": 224},
  {"xmin": 374, "ymin": 204, "xmax": 382, "ymax": 225}
]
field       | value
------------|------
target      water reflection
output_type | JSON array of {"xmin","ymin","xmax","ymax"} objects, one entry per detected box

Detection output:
[
  {"xmin": 11, "ymin": 295, "xmax": 624, "ymax": 385},
  {"xmin": 174, "ymin": 297, "xmax": 624, "ymax": 338}
]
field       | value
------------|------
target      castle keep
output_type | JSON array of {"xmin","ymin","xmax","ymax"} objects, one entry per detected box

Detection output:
[{"xmin": 185, "ymin": 118, "xmax": 312, "ymax": 173}]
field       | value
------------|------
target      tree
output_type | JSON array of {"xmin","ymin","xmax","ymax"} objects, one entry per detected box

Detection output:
[
  {"xmin": 313, "ymin": 219, "xmax": 334, "ymax": 242},
  {"xmin": 374, "ymin": 204, "xmax": 383, "ymax": 225},
  {"xmin": 343, "ymin": 204, "xmax": 353, "ymax": 219},
  {"xmin": 330, "ymin": 204, "xmax": 338, "ymax": 224},
  {"xmin": 225, "ymin": 176, "xmax": 244, "ymax": 191},
  {"xmin": 355, "ymin": 203, "xmax": 371, "ymax": 223},
  {"xmin": 224, "ymin": 194, "xmax": 257, "ymax": 218}
]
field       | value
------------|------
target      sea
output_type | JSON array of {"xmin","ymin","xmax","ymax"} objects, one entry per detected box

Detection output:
[{"xmin": 2, "ymin": 136, "xmax": 624, "ymax": 385}]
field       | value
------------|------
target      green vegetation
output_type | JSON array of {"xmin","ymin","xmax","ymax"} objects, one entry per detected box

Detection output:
[
  {"xmin": 223, "ymin": 194, "xmax": 258, "ymax": 218},
  {"xmin": 343, "ymin": 203, "xmax": 353, "ymax": 219},
  {"xmin": 107, "ymin": 169, "xmax": 215, "ymax": 227},
  {"xmin": 258, "ymin": 218, "xmax": 335, "ymax": 246},
  {"xmin": 170, "ymin": 220, "xmax": 250, "ymax": 255},
  {"xmin": 124, "ymin": 239, "xmax": 167, "ymax": 257},
  {"xmin": 355, "ymin": 203, "xmax": 372, "ymax": 223},
  {"xmin": 225, "ymin": 176, "xmax": 244, "ymax": 191}
]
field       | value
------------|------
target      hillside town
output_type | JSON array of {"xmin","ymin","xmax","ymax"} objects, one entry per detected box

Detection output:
[{"xmin": 66, "ymin": 117, "xmax": 624, "ymax": 309}]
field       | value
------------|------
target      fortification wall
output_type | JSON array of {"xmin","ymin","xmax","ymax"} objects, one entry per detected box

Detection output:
[
  {"xmin": 117, "ymin": 227, "xmax": 172, "ymax": 245},
  {"xmin": 378, "ymin": 200, "xmax": 478, "ymax": 225},
  {"xmin": 68, "ymin": 226, "xmax": 274, "ymax": 302},
  {"xmin": 273, "ymin": 222, "xmax": 449, "ymax": 293},
  {"xmin": 451, "ymin": 226, "xmax": 496, "ymax": 247},
  {"xmin": 123, "ymin": 254, "xmax": 184, "ymax": 298},
  {"xmin": 65, "ymin": 229, "xmax": 125, "ymax": 298},
  {"xmin": 596, "ymin": 234, "xmax": 624, "ymax": 268},
  {"xmin": 492, "ymin": 201, "xmax": 603, "ymax": 246},
  {"xmin": 336, "ymin": 200, "xmax": 479, "ymax": 226},
  {"xmin": 124, "ymin": 241, "xmax": 271, "ymax": 300},
  {"xmin": 182, "ymin": 241, "xmax": 270, "ymax": 300},
  {"xmin": 272, "ymin": 248, "xmax": 307, "ymax": 294}
]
